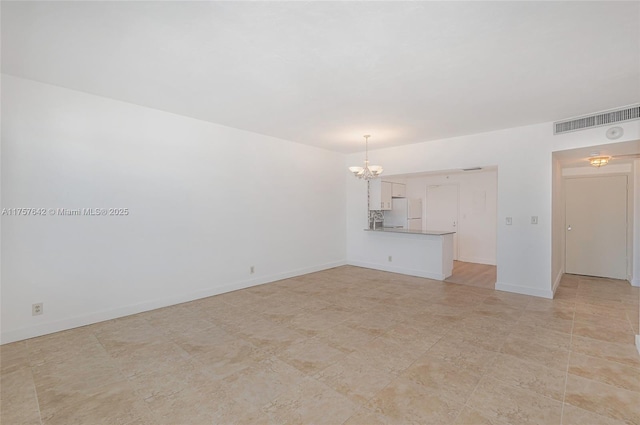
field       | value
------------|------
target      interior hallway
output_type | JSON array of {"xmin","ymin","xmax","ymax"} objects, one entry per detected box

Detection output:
[{"xmin": 1, "ymin": 267, "xmax": 638, "ymax": 425}]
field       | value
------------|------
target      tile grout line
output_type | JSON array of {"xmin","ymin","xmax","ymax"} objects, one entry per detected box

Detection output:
[
  {"xmin": 23, "ymin": 340, "xmax": 45, "ymax": 425},
  {"xmin": 624, "ymin": 307, "xmax": 638, "ymax": 339},
  {"xmin": 559, "ymin": 295, "xmax": 577, "ymax": 425},
  {"xmin": 30, "ymin": 367, "xmax": 44, "ymax": 425}
]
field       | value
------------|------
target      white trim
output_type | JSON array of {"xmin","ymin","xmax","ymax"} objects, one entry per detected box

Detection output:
[
  {"xmin": 631, "ymin": 277, "xmax": 640, "ymax": 288},
  {"xmin": 553, "ymin": 267, "xmax": 565, "ymax": 295},
  {"xmin": 636, "ymin": 335, "xmax": 640, "ymax": 356},
  {"xmin": 0, "ymin": 260, "xmax": 346, "ymax": 345},
  {"xmin": 457, "ymin": 256, "xmax": 496, "ymax": 266},
  {"xmin": 495, "ymin": 281, "xmax": 554, "ymax": 299},
  {"xmin": 347, "ymin": 261, "xmax": 446, "ymax": 281}
]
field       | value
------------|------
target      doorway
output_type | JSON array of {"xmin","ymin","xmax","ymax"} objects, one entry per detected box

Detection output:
[
  {"xmin": 565, "ymin": 175, "xmax": 628, "ymax": 279},
  {"xmin": 422, "ymin": 171, "xmax": 498, "ymax": 290}
]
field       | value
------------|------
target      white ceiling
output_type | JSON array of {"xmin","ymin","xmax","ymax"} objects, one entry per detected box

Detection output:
[{"xmin": 2, "ymin": 1, "xmax": 639, "ymax": 153}]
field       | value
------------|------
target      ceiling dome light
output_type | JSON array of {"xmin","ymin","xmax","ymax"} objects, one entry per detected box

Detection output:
[
  {"xmin": 589, "ymin": 156, "xmax": 611, "ymax": 167},
  {"xmin": 348, "ymin": 135, "xmax": 383, "ymax": 180}
]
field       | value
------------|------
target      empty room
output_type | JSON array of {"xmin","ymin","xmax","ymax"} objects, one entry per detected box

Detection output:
[{"xmin": 1, "ymin": 1, "xmax": 639, "ymax": 425}]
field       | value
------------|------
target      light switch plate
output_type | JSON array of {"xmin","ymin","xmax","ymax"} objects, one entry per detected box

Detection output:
[{"xmin": 505, "ymin": 217, "xmax": 512, "ymax": 225}]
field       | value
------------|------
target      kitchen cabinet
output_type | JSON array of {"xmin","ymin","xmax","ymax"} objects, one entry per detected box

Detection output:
[
  {"xmin": 392, "ymin": 183, "xmax": 406, "ymax": 198},
  {"xmin": 369, "ymin": 180, "xmax": 392, "ymax": 210}
]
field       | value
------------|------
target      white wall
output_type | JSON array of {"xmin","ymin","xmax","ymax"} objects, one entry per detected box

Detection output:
[
  {"xmin": 402, "ymin": 170, "xmax": 497, "ymax": 265},
  {"xmin": 551, "ymin": 156, "xmax": 564, "ymax": 292},
  {"xmin": 631, "ymin": 159, "xmax": 640, "ymax": 353},
  {"xmin": 346, "ymin": 120, "xmax": 640, "ymax": 299},
  {"xmin": 1, "ymin": 75, "xmax": 347, "ymax": 344},
  {"xmin": 634, "ymin": 159, "xmax": 640, "ymax": 288}
]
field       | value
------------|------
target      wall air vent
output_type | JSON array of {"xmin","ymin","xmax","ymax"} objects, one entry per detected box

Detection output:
[{"xmin": 553, "ymin": 105, "xmax": 640, "ymax": 135}]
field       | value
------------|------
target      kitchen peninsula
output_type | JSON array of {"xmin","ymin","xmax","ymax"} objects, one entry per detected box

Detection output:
[{"xmin": 361, "ymin": 228, "xmax": 455, "ymax": 280}]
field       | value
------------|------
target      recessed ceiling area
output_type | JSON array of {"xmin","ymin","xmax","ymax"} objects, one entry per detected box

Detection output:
[
  {"xmin": 554, "ymin": 139, "xmax": 640, "ymax": 168},
  {"xmin": 2, "ymin": 1, "xmax": 638, "ymax": 152}
]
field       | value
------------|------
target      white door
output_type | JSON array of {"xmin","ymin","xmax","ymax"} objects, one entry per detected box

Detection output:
[
  {"xmin": 565, "ymin": 175, "xmax": 627, "ymax": 279},
  {"xmin": 426, "ymin": 184, "xmax": 459, "ymax": 260}
]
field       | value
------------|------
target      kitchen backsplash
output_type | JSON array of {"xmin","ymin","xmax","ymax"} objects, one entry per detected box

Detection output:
[
  {"xmin": 368, "ymin": 181, "xmax": 384, "ymax": 228},
  {"xmin": 369, "ymin": 210, "xmax": 384, "ymax": 224}
]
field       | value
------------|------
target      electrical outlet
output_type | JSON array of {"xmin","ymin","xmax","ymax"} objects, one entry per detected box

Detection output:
[
  {"xmin": 388, "ymin": 255, "xmax": 393, "ymax": 262},
  {"xmin": 250, "ymin": 266, "xmax": 255, "ymax": 274},
  {"xmin": 32, "ymin": 303, "xmax": 43, "ymax": 316},
  {"xmin": 531, "ymin": 216, "xmax": 538, "ymax": 224},
  {"xmin": 505, "ymin": 217, "xmax": 512, "ymax": 225}
]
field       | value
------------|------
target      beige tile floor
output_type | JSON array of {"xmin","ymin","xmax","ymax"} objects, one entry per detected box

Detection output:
[{"xmin": 1, "ymin": 266, "xmax": 639, "ymax": 425}]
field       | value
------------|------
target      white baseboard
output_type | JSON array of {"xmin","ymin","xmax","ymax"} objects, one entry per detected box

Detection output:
[
  {"xmin": 631, "ymin": 277, "xmax": 640, "ymax": 288},
  {"xmin": 552, "ymin": 268, "xmax": 565, "ymax": 295},
  {"xmin": 457, "ymin": 256, "xmax": 496, "ymax": 266},
  {"xmin": 347, "ymin": 261, "xmax": 446, "ymax": 281},
  {"xmin": 495, "ymin": 281, "xmax": 554, "ymax": 299},
  {"xmin": 636, "ymin": 335, "xmax": 640, "ymax": 356},
  {"xmin": 0, "ymin": 260, "xmax": 346, "ymax": 345}
]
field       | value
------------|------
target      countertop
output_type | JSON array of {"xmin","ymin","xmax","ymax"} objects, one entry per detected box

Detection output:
[{"xmin": 364, "ymin": 228, "xmax": 456, "ymax": 236}]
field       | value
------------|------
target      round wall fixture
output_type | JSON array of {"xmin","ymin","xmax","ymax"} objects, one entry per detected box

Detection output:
[{"xmin": 606, "ymin": 126, "xmax": 624, "ymax": 140}]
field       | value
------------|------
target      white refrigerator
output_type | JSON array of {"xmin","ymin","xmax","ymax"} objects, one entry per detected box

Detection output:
[{"xmin": 384, "ymin": 198, "xmax": 423, "ymax": 230}]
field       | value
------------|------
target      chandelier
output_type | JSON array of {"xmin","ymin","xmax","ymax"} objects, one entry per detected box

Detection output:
[{"xmin": 348, "ymin": 135, "xmax": 383, "ymax": 180}]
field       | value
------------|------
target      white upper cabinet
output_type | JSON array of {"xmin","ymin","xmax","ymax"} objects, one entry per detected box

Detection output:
[
  {"xmin": 370, "ymin": 180, "xmax": 392, "ymax": 210},
  {"xmin": 392, "ymin": 183, "xmax": 406, "ymax": 198}
]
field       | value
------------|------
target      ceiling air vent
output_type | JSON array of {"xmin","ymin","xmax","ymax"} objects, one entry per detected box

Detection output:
[{"xmin": 553, "ymin": 105, "xmax": 640, "ymax": 135}]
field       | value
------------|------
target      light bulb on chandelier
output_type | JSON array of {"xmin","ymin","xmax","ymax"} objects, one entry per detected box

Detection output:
[{"xmin": 348, "ymin": 135, "xmax": 383, "ymax": 180}]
